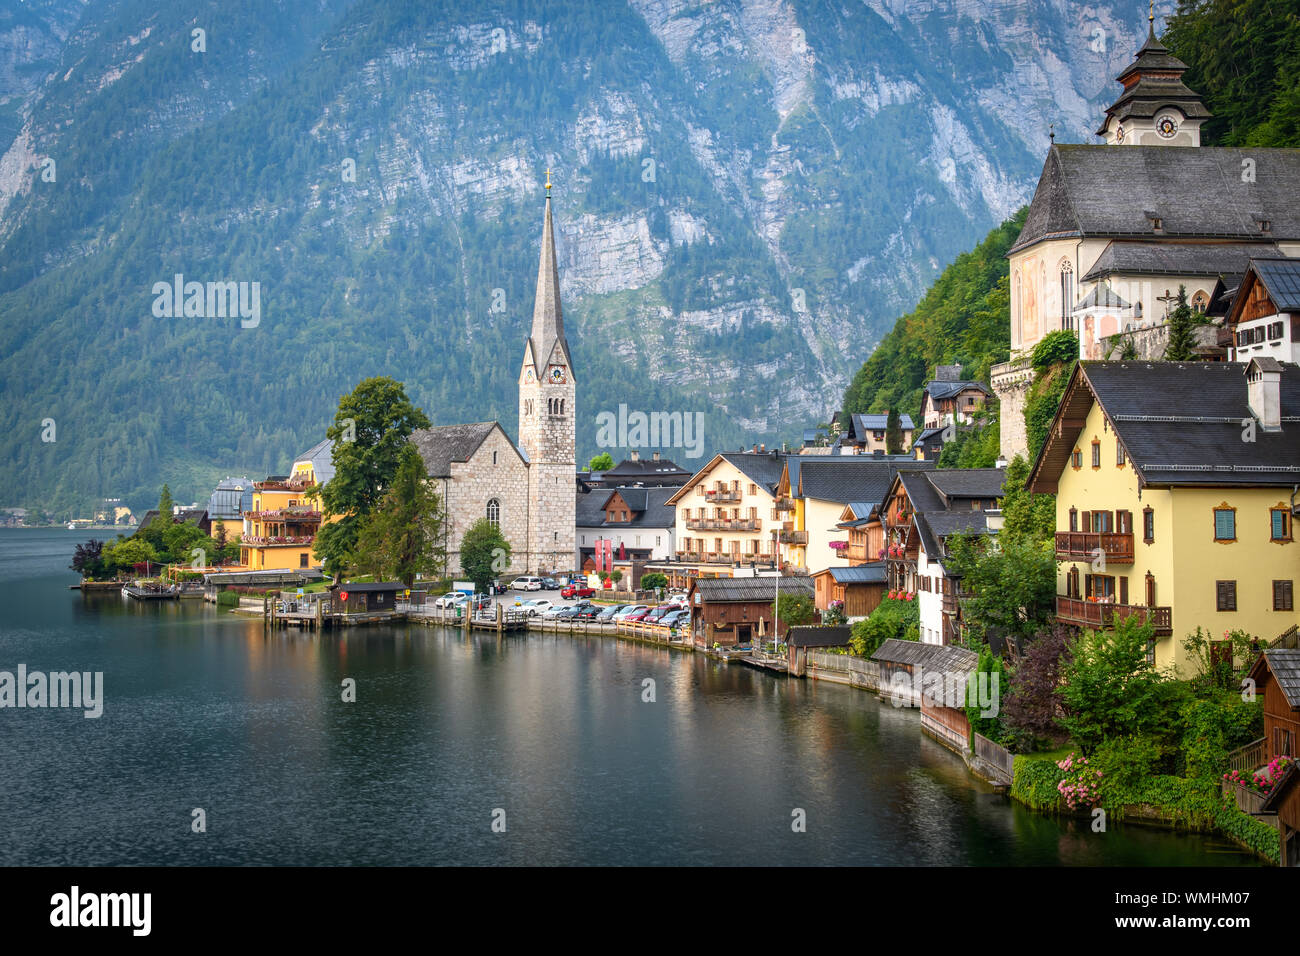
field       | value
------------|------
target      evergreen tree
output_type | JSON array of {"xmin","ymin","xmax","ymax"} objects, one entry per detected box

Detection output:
[
  {"xmin": 1163, "ymin": 285, "xmax": 1199, "ymax": 361},
  {"xmin": 354, "ymin": 446, "xmax": 447, "ymax": 587},
  {"xmin": 885, "ymin": 408, "xmax": 903, "ymax": 454},
  {"xmin": 153, "ymin": 484, "xmax": 174, "ymax": 527}
]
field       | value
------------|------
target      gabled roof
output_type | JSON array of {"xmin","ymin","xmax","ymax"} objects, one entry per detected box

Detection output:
[
  {"xmin": 665, "ymin": 451, "xmax": 791, "ymax": 505},
  {"xmin": 602, "ymin": 455, "xmax": 692, "ymax": 484},
  {"xmin": 871, "ymin": 638, "xmax": 978, "ymax": 676},
  {"xmin": 787, "ymin": 625, "xmax": 852, "ymax": 647},
  {"xmin": 1249, "ymin": 648, "xmax": 1300, "ymax": 709},
  {"xmin": 576, "ymin": 485, "xmax": 676, "ymax": 530},
  {"xmin": 1073, "ymin": 283, "xmax": 1131, "ymax": 311},
  {"xmin": 924, "ymin": 380, "xmax": 990, "ymax": 402},
  {"xmin": 293, "ymin": 437, "xmax": 335, "ymax": 485},
  {"xmin": 796, "ymin": 457, "xmax": 933, "ymax": 505},
  {"xmin": 1226, "ymin": 258, "xmax": 1300, "ymax": 330},
  {"xmin": 849, "ymin": 412, "xmax": 915, "ymax": 436},
  {"xmin": 690, "ymin": 576, "xmax": 812, "ymax": 603},
  {"xmin": 1081, "ymin": 242, "xmax": 1282, "ymax": 283},
  {"xmin": 1009, "ymin": 146, "xmax": 1300, "ymax": 255},
  {"xmin": 1027, "ymin": 362, "xmax": 1300, "ymax": 492},
  {"xmin": 410, "ymin": 422, "xmax": 515, "ymax": 478}
]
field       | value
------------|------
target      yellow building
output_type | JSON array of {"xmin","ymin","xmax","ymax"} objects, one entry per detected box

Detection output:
[
  {"xmin": 239, "ymin": 474, "xmax": 322, "ymax": 571},
  {"xmin": 1028, "ymin": 359, "xmax": 1300, "ymax": 674}
]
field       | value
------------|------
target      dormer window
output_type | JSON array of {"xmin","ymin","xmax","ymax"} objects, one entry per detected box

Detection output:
[{"xmin": 1144, "ymin": 210, "xmax": 1163, "ymax": 232}]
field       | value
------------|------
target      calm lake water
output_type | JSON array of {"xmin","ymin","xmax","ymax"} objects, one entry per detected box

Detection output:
[{"xmin": 0, "ymin": 528, "xmax": 1258, "ymax": 866}]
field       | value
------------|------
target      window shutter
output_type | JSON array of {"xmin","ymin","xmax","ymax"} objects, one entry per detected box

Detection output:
[{"xmin": 1214, "ymin": 509, "xmax": 1235, "ymax": 540}]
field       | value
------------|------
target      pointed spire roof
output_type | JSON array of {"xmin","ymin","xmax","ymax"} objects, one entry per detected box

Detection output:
[
  {"xmin": 1096, "ymin": 16, "xmax": 1210, "ymax": 136},
  {"xmin": 524, "ymin": 192, "xmax": 571, "ymax": 371}
]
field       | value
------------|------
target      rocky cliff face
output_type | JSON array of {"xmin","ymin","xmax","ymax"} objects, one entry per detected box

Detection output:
[{"xmin": 0, "ymin": 0, "xmax": 1172, "ymax": 511}]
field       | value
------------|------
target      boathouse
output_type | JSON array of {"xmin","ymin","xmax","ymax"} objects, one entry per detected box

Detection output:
[
  {"xmin": 1247, "ymin": 647, "xmax": 1300, "ymax": 761},
  {"xmin": 812, "ymin": 563, "xmax": 887, "ymax": 618},
  {"xmin": 688, "ymin": 575, "xmax": 813, "ymax": 649},
  {"xmin": 871, "ymin": 639, "xmax": 978, "ymax": 753},
  {"xmin": 786, "ymin": 625, "xmax": 852, "ymax": 677},
  {"xmin": 1260, "ymin": 764, "xmax": 1300, "ymax": 867},
  {"xmin": 338, "ymin": 582, "xmax": 404, "ymax": 613}
]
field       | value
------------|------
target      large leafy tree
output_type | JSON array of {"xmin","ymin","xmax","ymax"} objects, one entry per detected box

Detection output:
[
  {"xmin": 1001, "ymin": 623, "xmax": 1073, "ymax": 750},
  {"xmin": 354, "ymin": 446, "xmax": 447, "ymax": 587},
  {"xmin": 316, "ymin": 377, "xmax": 430, "ymax": 574},
  {"xmin": 70, "ymin": 539, "xmax": 107, "ymax": 579},
  {"xmin": 1058, "ymin": 616, "xmax": 1165, "ymax": 756},
  {"xmin": 946, "ymin": 532, "xmax": 1056, "ymax": 645},
  {"xmin": 459, "ymin": 518, "xmax": 511, "ymax": 593}
]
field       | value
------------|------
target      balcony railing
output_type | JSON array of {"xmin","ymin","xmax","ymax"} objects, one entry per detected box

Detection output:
[
  {"xmin": 243, "ymin": 535, "xmax": 316, "ymax": 547},
  {"xmin": 245, "ymin": 509, "xmax": 322, "ymax": 522},
  {"xmin": 778, "ymin": 530, "xmax": 808, "ymax": 544},
  {"xmin": 684, "ymin": 518, "xmax": 760, "ymax": 531},
  {"xmin": 1056, "ymin": 595, "xmax": 1171, "ymax": 636},
  {"xmin": 705, "ymin": 489, "xmax": 742, "ymax": 503},
  {"xmin": 774, "ymin": 499, "xmax": 795, "ymax": 512},
  {"xmin": 674, "ymin": 551, "xmax": 772, "ymax": 565},
  {"xmin": 1055, "ymin": 531, "xmax": 1134, "ymax": 564}
]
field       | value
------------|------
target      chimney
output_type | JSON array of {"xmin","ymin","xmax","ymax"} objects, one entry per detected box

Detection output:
[
  {"xmin": 652, "ymin": 451, "xmax": 660, "ymax": 461},
  {"xmin": 759, "ymin": 444, "xmax": 765, "ymax": 452},
  {"xmin": 1247, "ymin": 358, "xmax": 1282, "ymax": 430},
  {"xmin": 752, "ymin": 443, "xmax": 759, "ymax": 454},
  {"xmin": 629, "ymin": 449, "xmax": 640, "ymax": 462}
]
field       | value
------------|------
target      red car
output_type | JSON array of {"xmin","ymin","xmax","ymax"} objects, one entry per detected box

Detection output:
[{"xmin": 561, "ymin": 584, "xmax": 595, "ymax": 599}]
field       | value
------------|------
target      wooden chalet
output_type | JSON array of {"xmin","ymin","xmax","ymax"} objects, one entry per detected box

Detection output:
[
  {"xmin": 1248, "ymin": 648, "xmax": 1300, "ymax": 762},
  {"xmin": 812, "ymin": 563, "xmax": 887, "ymax": 618},
  {"xmin": 687, "ymin": 575, "xmax": 813, "ymax": 649},
  {"xmin": 1260, "ymin": 765, "xmax": 1300, "ymax": 867}
]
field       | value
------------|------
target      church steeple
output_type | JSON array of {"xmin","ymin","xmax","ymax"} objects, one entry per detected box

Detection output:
[
  {"xmin": 525, "ymin": 188, "xmax": 571, "ymax": 373},
  {"xmin": 1097, "ymin": 8, "xmax": 1210, "ymax": 146}
]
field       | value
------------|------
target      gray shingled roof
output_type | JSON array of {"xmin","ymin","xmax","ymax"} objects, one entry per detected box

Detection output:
[
  {"xmin": 603, "ymin": 456, "xmax": 691, "ymax": 483},
  {"xmin": 1073, "ymin": 283, "xmax": 1131, "ymax": 311},
  {"xmin": 1083, "ymin": 362, "xmax": 1300, "ymax": 486},
  {"xmin": 1261, "ymin": 648, "xmax": 1300, "ymax": 708},
  {"xmin": 720, "ymin": 452, "xmax": 789, "ymax": 493},
  {"xmin": 871, "ymin": 638, "xmax": 978, "ymax": 676},
  {"xmin": 925, "ymin": 380, "xmax": 990, "ymax": 402},
  {"xmin": 851, "ymin": 412, "xmax": 916, "ymax": 434},
  {"xmin": 928, "ymin": 468, "xmax": 1007, "ymax": 500},
  {"xmin": 1010, "ymin": 146, "xmax": 1300, "ymax": 255},
  {"xmin": 692, "ymin": 576, "xmax": 812, "ymax": 603},
  {"xmin": 787, "ymin": 625, "xmax": 852, "ymax": 647},
  {"xmin": 576, "ymin": 485, "xmax": 676, "ymax": 529},
  {"xmin": 294, "ymin": 437, "xmax": 335, "ymax": 485},
  {"xmin": 828, "ymin": 564, "xmax": 888, "ymax": 585},
  {"xmin": 798, "ymin": 457, "xmax": 933, "ymax": 505},
  {"xmin": 1251, "ymin": 257, "xmax": 1300, "ymax": 312},
  {"xmin": 1081, "ymin": 242, "xmax": 1281, "ymax": 283},
  {"xmin": 410, "ymin": 422, "xmax": 502, "ymax": 478}
]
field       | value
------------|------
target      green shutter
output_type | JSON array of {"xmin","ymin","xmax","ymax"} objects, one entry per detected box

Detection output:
[{"xmin": 1215, "ymin": 510, "xmax": 1235, "ymax": 540}]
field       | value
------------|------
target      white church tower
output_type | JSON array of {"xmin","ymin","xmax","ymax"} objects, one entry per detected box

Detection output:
[{"xmin": 518, "ymin": 173, "xmax": 576, "ymax": 574}]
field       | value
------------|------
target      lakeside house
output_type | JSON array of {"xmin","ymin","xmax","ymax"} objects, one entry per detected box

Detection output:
[
  {"xmin": 1247, "ymin": 647, "xmax": 1300, "ymax": 765},
  {"xmin": 871, "ymin": 638, "xmax": 979, "ymax": 754},
  {"xmin": 811, "ymin": 563, "xmax": 887, "ymax": 620},
  {"xmin": 687, "ymin": 575, "xmax": 812, "ymax": 649},
  {"xmin": 1027, "ymin": 359, "xmax": 1300, "ymax": 673},
  {"xmin": 881, "ymin": 468, "xmax": 1006, "ymax": 646},
  {"xmin": 1224, "ymin": 257, "xmax": 1300, "ymax": 365},
  {"xmin": 576, "ymin": 484, "xmax": 676, "ymax": 582},
  {"xmin": 240, "ymin": 474, "xmax": 322, "ymax": 571}
]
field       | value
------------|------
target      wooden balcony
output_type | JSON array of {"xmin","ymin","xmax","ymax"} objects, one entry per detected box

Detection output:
[
  {"xmin": 244, "ymin": 535, "xmax": 316, "ymax": 547},
  {"xmin": 1056, "ymin": 595, "xmax": 1171, "ymax": 636},
  {"xmin": 1055, "ymin": 531, "xmax": 1134, "ymax": 563},
  {"xmin": 684, "ymin": 518, "xmax": 760, "ymax": 531},
  {"xmin": 778, "ymin": 529, "xmax": 808, "ymax": 544},
  {"xmin": 705, "ymin": 489, "xmax": 742, "ymax": 503},
  {"xmin": 773, "ymin": 499, "xmax": 795, "ymax": 512}
]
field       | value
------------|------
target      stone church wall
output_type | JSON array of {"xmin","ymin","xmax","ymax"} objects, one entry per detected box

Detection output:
[{"xmin": 439, "ymin": 428, "xmax": 531, "ymax": 577}]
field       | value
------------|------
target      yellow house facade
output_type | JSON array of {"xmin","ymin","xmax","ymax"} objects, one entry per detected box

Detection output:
[
  {"xmin": 1029, "ymin": 360, "xmax": 1300, "ymax": 675},
  {"xmin": 239, "ymin": 475, "xmax": 322, "ymax": 571}
]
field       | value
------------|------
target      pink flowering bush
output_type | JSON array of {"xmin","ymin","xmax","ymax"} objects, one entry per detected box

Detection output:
[
  {"xmin": 1223, "ymin": 756, "xmax": 1293, "ymax": 795},
  {"xmin": 1056, "ymin": 752, "xmax": 1104, "ymax": 810}
]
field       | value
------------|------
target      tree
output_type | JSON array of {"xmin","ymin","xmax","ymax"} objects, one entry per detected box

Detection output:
[
  {"xmin": 317, "ymin": 377, "xmax": 431, "ymax": 574},
  {"xmin": 776, "ymin": 591, "xmax": 816, "ymax": 628},
  {"xmin": 70, "ymin": 539, "xmax": 107, "ymax": 579},
  {"xmin": 150, "ymin": 484, "xmax": 174, "ymax": 531},
  {"xmin": 354, "ymin": 446, "xmax": 447, "ymax": 587},
  {"xmin": 849, "ymin": 595, "xmax": 919, "ymax": 657},
  {"xmin": 460, "ymin": 518, "xmax": 510, "ymax": 593},
  {"xmin": 105, "ymin": 538, "xmax": 159, "ymax": 573},
  {"xmin": 998, "ymin": 455, "xmax": 1056, "ymax": 547},
  {"xmin": 1163, "ymin": 285, "xmax": 1199, "ymax": 361},
  {"xmin": 1001, "ymin": 623, "xmax": 1073, "ymax": 751},
  {"xmin": 946, "ymin": 532, "xmax": 1056, "ymax": 644},
  {"xmin": 641, "ymin": 571, "xmax": 667, "ymax": 592},
  {"xmin": 587, "ymin": 452, "xmax": 615, "ymax": 471},
  {"xmin": 1179, "ymin": 626, "xmax": 1259, "ymax": 691},
  {"xmin": 1058, "ymin": 616, "xmax": 1165, "ymax": 755},
  {"xmin": 885, "ymin": 407, "xmax": 903, "ymax": 454}
]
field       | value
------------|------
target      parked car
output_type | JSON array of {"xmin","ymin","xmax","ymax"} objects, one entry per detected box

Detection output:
[
  {"xmin": 643, "ymin": 604, "xmax": 677, "ymax": 623},
  {"xmin": 612, "ymin": 605, "xmax": 648, "ymax": 623},
  {"xmin": 469, "ymin": 593, "xmax": 494, "ymax": 610},
  {"xmin": 511, "ymin": 576, "xmax": 543, "ymax": 591},
  {"xmin": 596, "ymin": 604, "xmax": 627, "ymax": 622},
  {"xmin": 433, "ymin": 592, "xmax": 464, "ymax": 609},
  {"xmin": 573, "ymin": 604, "xmax": 603, "ymax": 620},
  {"xmin": 561, "ymin": 583, "xmax": 596, "ymax": 599},
  {"xmin": 516, "ymin": 599, "xmax": 553, "ymax": 617},
  {"xmin": 660, "ymin": 609, "xmax": 689, "ymax": 628},
  {"xmin": 541, "ymin": 577, "xmax": 559, "ymax": 589},
  {"xmin": 541, "ymin": 604, "xmax": 576, "ymax": 620}
]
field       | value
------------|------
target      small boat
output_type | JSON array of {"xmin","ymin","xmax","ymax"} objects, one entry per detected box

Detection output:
[
  {"xmin": 67, "ymin": 522, "xmax": 76, "ymax": 530},
  {"xmin": 122, "ymin": 582, "xmax": 179, "ymax": 601}
]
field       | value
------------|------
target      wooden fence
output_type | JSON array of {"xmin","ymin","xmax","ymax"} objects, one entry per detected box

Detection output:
[
  {"xmin": 921, "ymin": 711, "xmax": 969, "ymax": 753},
  {"xmin": 804, "ymin": 650, "xmax": 879, "ymax": 691},
  {"xmin": 1227, "ymin": 737, "xmax": 1268, "ymax": 773},
  {"xmin": 973, "ymin": 732, "xmax": 1015, "ymax": 785},
  {"xmin": 1222, "ymin": 779, "xmax": 1275, "ymax": 817}
]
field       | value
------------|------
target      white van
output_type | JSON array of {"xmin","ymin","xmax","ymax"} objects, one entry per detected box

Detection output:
[{"xmin": 511, "ymin": 576, "xmax": 543, "ymax": 591}]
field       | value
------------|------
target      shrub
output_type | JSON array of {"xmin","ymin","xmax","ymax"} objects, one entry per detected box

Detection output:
[
  {"xmin": 849, "ymin": 596, "xmax": 919, "ymax": 657},
  {"xmin": 1011, "ymin": 755, "xmax": 1064, "ymax": 811}
]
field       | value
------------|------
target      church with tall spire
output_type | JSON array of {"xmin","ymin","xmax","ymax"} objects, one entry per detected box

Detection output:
[{"xmin": 410, "ymin": 177, "xmax": 577, "ymax": 576}]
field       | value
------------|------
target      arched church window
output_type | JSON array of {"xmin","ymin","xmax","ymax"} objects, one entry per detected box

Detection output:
[
  {"xmin": 1192, "ymin": 291, "xmax": 1208, "ymax": 313},
  {"xmin": 1059, "ymin": 260, "xmax": 1075, "ymax": 330},
  {"xmin": 486, "ymin": 498, "xmax": 500, "ymax": 528}
]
